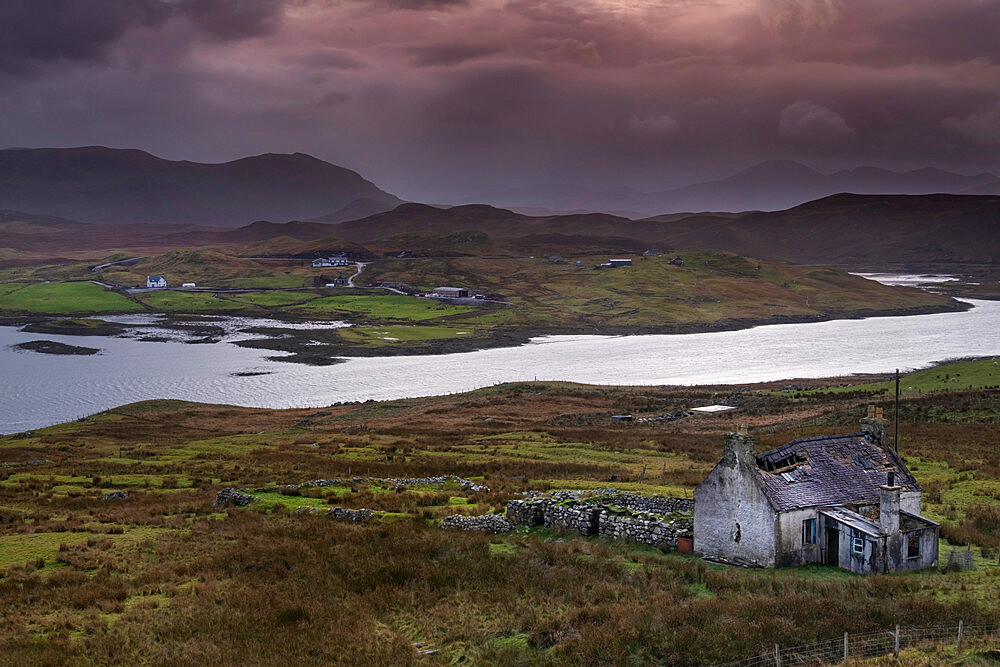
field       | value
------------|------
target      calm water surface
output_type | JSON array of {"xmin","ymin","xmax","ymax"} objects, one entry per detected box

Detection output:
[{"xmin": 2, "ymin": 298, "xmax": 999, "ymax": 433}]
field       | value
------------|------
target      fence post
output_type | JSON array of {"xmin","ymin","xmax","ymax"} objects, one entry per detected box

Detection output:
[
  {"xmin": 774, "ymin": 644, "xmax": 780, "ymax": 667},
  {"xmin": 894, "ymin": 625, "xmax": 899, "ymax": 658},
  {"xmin": 843, "ymin": 631, "xmax": 848, "ymax": 664},
  {"xmin": 958, "ymin": 620, "xmax": 963, "ymax": 652}
]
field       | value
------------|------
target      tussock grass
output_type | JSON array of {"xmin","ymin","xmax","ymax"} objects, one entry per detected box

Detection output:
[{"xmin": 0, "ymin": 378, "xmax": 996, "ymax": 664}]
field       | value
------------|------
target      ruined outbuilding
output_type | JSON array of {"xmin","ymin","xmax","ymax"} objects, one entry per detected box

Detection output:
[{"xmin": 693, "ymin": 409, "xmax": 938, "ymax": 573}]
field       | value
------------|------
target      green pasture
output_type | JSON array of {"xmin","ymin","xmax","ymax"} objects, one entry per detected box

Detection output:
[
  {"xmin": 0, "ymin": 282, "xmax": 144, "ymax": 314},
  {"xmin": 292, "ymin": 294, "xmax": 476, "ymax": 321}
]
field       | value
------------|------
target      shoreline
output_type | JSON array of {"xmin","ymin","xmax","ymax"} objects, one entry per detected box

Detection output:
[
  {"xmin": 230, "ymin": 300, "xmax": 974, "ymax": 365},
  {"xmin": 0, "ymin": 299, "xmax": 976, "ymax": 366}
]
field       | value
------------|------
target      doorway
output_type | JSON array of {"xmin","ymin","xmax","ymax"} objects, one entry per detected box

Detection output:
[{"xmin": 825, "ymin": 526, "xmax": 840, "ymax": 567}]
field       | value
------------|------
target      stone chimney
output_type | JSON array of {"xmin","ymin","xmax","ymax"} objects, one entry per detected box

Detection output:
[
  {"xmin": 722, "ymin": 422, "xmax": 755, "ymax": 468},
  {"xmin": 879, "ymin": 480, "xmax": 901, "ymax": 536},
  {"xmin": 860, "ymin": 405, "xmax": 889, "ymax": 447}
]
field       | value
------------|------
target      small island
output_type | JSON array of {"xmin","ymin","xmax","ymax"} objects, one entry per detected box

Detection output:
[{"xmin": 14, "ymin": 339, "xmax": 100, "ymax": 356}]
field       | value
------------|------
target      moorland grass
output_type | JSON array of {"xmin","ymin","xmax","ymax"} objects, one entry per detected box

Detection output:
[
  {"xmin": 133, "ymin": 290, "xmax": 243, "ymax": 312},
  {"xmin": 0, "ymin": 282, "xmax": 144, "ymax": 314},
  {"xmin": 0, "ymin": 378, "xmax": 996, "ymax": 664},
  {"xmin": 292, "ymin": 293, "xmax": 475, "ymax": 321}
]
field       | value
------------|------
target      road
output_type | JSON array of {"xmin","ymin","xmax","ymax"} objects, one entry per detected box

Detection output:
[{"xmin": 346, "ymin": 262, "xmax": 367, "ymax": 288}]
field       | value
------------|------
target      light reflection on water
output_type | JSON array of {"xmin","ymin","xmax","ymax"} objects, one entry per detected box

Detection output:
[{"xmin": 1, "ymin": 298, "xmax": 999, "ymax": 434}]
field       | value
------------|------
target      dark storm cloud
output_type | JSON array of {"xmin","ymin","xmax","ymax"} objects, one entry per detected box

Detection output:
[
  {"xmin": 0, "ymin": 0, "xmax": 289, "ymax": 77},
  {"xmin": 0, "ymin": 0, "xmax": 169, "ymax": 74},
  {"xmin": 405, "ymin": 43, "xmax": 503, "ymax": 67},
  {"xmin": 2, "ymin": 0, "xmax": 1000, "ymax": 200},
  {"xmin": 175, "ymin": 0, "xmax": 287, "ymax": 41}
]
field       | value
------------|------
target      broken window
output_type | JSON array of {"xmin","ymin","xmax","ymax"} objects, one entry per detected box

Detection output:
[
  {"xmin": 851, "ymin": 530, "xmax": 865, "ymax": 555},
  {"xmin": 802, "ymin": 518, "xmax": 817, "ymax": 545},
  {"xmin": 907, "ymin": 534, "xmax": 921, "ymax": 559}
]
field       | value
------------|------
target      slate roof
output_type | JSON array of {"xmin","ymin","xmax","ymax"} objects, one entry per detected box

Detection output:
[
  {"xmin": 754, "ymin": 433, "xmax": 920, "ymax": 512},
  {"xmin": 820, "ymin": 507, "xmax": 881, "ymax": 536}
]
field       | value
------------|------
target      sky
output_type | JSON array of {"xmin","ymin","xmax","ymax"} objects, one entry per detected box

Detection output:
[{"xmin": 2, "ymin": 0, "xmax": 1000, "ymax": 201}]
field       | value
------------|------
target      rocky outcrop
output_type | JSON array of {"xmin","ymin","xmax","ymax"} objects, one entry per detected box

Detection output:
[
  {"xmin": 441, "ymin": 514, "xmax": 514, "ymax": 534},
  {"xmin": 213, "ymin": 488, "xmax": 255, "ymax": 507},
  {"xmin": 102, "ymin": 490, "xmax": 128, "ymax": 501}
]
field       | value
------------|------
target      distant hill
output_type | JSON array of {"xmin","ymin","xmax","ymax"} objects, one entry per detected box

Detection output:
[
  {"xmin": 0, "ymin": 147, "xmax": 402, "ymax": 226},
  {"xmin": 461, "ymin": 161, "xmax": 999, "ymax": 216},
  {"xmin": 308, "ymin": 197, "xmax": 402, "ymax": 223},
  {"xmin": 3, "ymin": 193, "xmax": 997, "ymax": 270},
  {"xmin": 646, "ymin": 193, "xmax": 1000, "ymax": 267},
  {"xmin": 324, "ymin": 203, "xmax": 646, "ymax": 243}
]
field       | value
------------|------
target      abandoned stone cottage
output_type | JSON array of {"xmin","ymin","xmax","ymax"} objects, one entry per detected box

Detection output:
[{"xmin": 693, "ymin": 411, "xmax": 939, "ymax": 573}]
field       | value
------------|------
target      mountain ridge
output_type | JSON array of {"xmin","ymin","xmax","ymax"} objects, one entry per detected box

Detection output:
[
  {"xmin": 0, "ymin": 146, "xmax": 402, "ymax": 227},
  {"xmin": 460, "ymin": 160, "xmax": 999, "ymax": 216}
]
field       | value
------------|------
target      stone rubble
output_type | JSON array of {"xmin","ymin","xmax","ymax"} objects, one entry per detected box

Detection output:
[
  {"xmin": 213, "ymin": 488, "xmax": 256, "ymax": 507},
  {"xmin": 441, "ymin": 513, "xmax": 514, "ymax": 534},
  {"xmin": 102, "ymin": 490, "xmax": 128, "ymax": 501},
  {"xmin": 328, "ymin": 506, "xmax": 374, "ymax": 522},
  {"xmin": 301, "ymin": 475, "xmax": 490, "ymax": 492}
]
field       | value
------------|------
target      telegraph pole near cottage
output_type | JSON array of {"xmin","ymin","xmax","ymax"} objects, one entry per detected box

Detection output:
[{"xmin": 894, "ymin": 369, "xmax": 900, "ymax": 454}]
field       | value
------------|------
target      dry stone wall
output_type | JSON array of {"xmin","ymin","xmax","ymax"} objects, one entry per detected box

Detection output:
[
  {"xmin": 441, "ymin": 514, "xmax": 514, "ymax": 534},
  {"xmin": 506, "ymin": 492, "xmax": 694, "ymax": 549}
]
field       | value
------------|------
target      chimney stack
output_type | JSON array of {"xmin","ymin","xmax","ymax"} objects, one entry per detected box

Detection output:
[
  {"xmin": 860, "ymin": 405, "xmax": 889, "ymax": 447},
  {"xmin": 723, "ymin": 425, "xmax": 755, "ymax": 468},
  {"xmin": 879, "ymin": 479, "xmax": 901, "ymax": 536}
]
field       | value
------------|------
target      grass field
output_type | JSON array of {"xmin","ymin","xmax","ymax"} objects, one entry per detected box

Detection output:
[
  {"xmin": 134, "ymin": 290, "xmax": 244, "ymax": 312},
  {"xmin": 221, "ymin": 290, "xmax": 320, "ymax": 307},
  {"xmin": 0, "ymin": 282, "xmax": 144, "ymax": 314},
  {"xmin": 292, "ymin": 293, "xmax": 476, "ymax": 321},
  {"xmin": 778, "ymin": 358, "xmax": 1000, "ymax": 399},
  {"xmin": 362, "ymin": 251, "xmax": 958, "ymax": 329},
  {"xmin": 0, "ymin": 370, "xmax": 996, "ymax": 664}
]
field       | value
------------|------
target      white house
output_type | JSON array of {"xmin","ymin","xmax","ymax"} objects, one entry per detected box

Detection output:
[
  {"xmin": 182, "ymin": 282, "xmax": 196, "ymax": 288},
  {"xmin": 146, "ymin": 275, "xmax": 167, "ymax": 289},
  {"xmin": 312, "ymin": 254, "xmax": 350, "ymax": 268}
]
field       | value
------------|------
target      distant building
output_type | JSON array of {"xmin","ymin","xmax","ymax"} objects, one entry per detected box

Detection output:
[
  {"xmin": 432, "ymin": 287, "xmax": 469, "ymax": 298},
  {"xmin": 694, "ymin": 409, "xmax": 939, "ymax": 573},
  {"xmin": 324, "ymin": 277, "xmax": 348, "ymax": 287},
  {"xmin": 669, "ymin": 256, "xmax": 684, "ymax": 266},
  {"xmin": 312, "ymin": 254, "xmax": 350, "ymax": 267},
  {"xmin": 146, "ymin": 276, "xmax": 167, "ymax": 289},
  {"xmin": 181, "ymin": 282, "xmax": 196, "ymax": 288},
  {"xmin": 606, "ymin": 258, "xmax": 632, "ymax": 267}
]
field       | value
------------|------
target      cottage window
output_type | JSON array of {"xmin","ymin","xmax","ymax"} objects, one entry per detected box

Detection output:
[
  {"xmin": 907, "ymin": 534, "xmax": 921, "ymax": 559},
  {"xmin": 851, "ymin": 530, "xmax": 865, "ymax": 555},
  {"xmin": 802, "ymin": 518, "xmax": 817, "ymax": 545}
]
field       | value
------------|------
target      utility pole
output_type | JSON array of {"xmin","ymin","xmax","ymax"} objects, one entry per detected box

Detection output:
[{"xmin": 894, "ymin": 369, "xmax": 900, "ymax": 454}]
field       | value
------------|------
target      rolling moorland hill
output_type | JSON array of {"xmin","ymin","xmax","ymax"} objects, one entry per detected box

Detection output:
[
  {"xmin": 461, "ymin": 160, "xmax": 1000, "ymax": 215},
  {"xmin": 0, "ymin": 147, "xmax": 402, "ymax": 226},
  {"xmin": 316, "ymin": 194, "xmax": 1000, "ymax": 268},
  {"xmin": 2, "ymin": 193, "xmax": 998, "ymax": 271},
  {"xmin": 645, "ymin": 193, "xmax": 1000, "ymax": 267}
]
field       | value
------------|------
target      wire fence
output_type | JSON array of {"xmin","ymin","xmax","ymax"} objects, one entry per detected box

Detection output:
[{"xmin": 715, "ymin": 622, "xmax": 999, "ymax": 666}]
